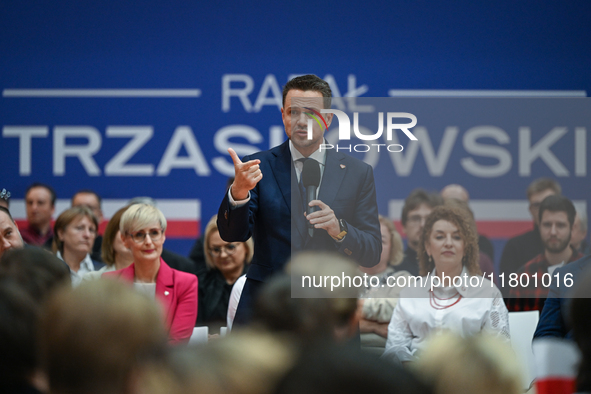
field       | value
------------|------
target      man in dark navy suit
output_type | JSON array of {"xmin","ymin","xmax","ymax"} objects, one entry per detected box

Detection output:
[
  {"xmin": 218, "ymin": 74, "xmax": 381, "ymax": 322},
  {"xmin": 534, "ymin": 254, "xmax": 591, "ymax": 339}
]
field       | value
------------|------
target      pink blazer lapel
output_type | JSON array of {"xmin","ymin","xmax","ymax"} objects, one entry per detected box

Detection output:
[{"xmin": 155, "ymin": 258, "xmax": 175, "ymax": 327}]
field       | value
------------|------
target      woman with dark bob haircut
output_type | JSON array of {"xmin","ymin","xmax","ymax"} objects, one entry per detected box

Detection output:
[{"xmin": 384, "ymin": 205, "xmax": 509, "ymax": 364}]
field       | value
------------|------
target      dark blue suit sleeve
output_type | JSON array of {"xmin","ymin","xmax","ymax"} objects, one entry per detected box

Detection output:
[
  {"xmin": 335, "ymin": 163, "xmax": 381, "ymax": 268},
  {"xmin": 217, "ymin": 156, "xmax": 258, "ymax": 243},
  {"xmin": 533, "ymin": 270, "xmax": 567, "ymax": 338}
]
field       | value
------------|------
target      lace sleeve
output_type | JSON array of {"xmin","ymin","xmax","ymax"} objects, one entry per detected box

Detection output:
[
  {"xmin": 363, "ymin": 298, "xmax": 398, "ymax": 323},
  {"xmin": 383, "ymin": 301, "xmax": 415, "ymax": 362},
  {"xmin": 484, "ymin": 291, "xmax": 511, "ymax": 340}
]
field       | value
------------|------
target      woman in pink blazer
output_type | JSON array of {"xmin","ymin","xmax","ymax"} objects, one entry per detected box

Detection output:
[{"xmin": 104, "ymin": 203, "xmax": 197, "ymax": 343}]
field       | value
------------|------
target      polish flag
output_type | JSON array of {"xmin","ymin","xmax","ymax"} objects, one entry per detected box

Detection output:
[{"xmin": 532, "ymin": 338, "xmax": 581, "ymax": 394}]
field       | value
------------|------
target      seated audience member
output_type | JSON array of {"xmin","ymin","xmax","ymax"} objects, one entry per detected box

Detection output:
[
  {"xmin": 0, "ymin": 281, "xmax": 44, "ymax": 394},
  {"xmin": 358, "ymin": 215, "xmax": 410, "ymax": 349},
  {"xmin": 384, "ymin": 206, "xmax": 509, "ymax": 364},
  {"xmin": 0, "ymin": 249, "xmax": 70, "ymax": 394},
  {"xmin": 140, "ymin": 329, "xmax": 295, "ymax": 394},
  {"xmin": 0, "ymin": 206, "xmax": 25, "ymax": 258},
  {"xmin": 103, "ymin": 203, "xmax": 197, "ymax": 343},
  {"xmin": 570, "ymin": 269, "xmax": 591, "ymax": 393},
  {"xmin": 398, "ymin": 189, "xmax": 443, "ymax": 276},
  {"xmin": 71, "ymin": 189, "xmax": 105, "ymax": 261},
  {"xmin": 441, "ymin": 184, "xmax": 495, "ymax": 261},
  {"xmin": 198, "ymin": 215, "xmax": 253, "ymax": 328},
  {"xmin": 251, "ymin": 275, "xmax": 341, "ymax": 344},
  {"xmin": 499, "ymin": 178, "xmax": 561, "ymax": 295},
  {"xmin": 83, "ymin": 206, "xmax": 134, "ymax": 281},
  {"xmin": 415, "ymin": 333, "xmax": 522, "ymax": 394},
  {"xmin": 508, "ymin": 195, "xmax": 582, "ymax": 313},
  {"xmin": 0, "ymin": 187, "xmax": 10, "ymax": 208},
  {"xmin": 39, "ymin": 279, "xmax": 168, "ymax": 394},
  {"xmin": 571, "ymin": 210, "xmax": 590, "ymax": 255},
  {"xmin": 534, "ymin": 254, "xmax": 591, "ymax": 339},
  {"xmin": 443, "ymin": 198, "xmax": 495, "ymax": 281},
  {"xmin": 188, "ymin": 177, "xmax": 235, "ymax": 270},
  {"xmin": 21, "ymin": 182, "xmax": 56, "ymax": 247},
  {"xmin": 128, "ymin": 197, "xmax": 197, "ymax": 275},
  {"xmin": 274, "ymin": 345, "xmax": 433, "ymax": 394},
  {"xmin": 0, "ymin": 248, "xmax": 70, "ymax": 302},
  {"xmin": 52, "ymin": 206, "xmax": 105, "ymax": 287}
]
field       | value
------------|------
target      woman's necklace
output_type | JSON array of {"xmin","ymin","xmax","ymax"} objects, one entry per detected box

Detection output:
[{"xmin": 429, "ymin": 289, "xmax": 462, "ymax": 310}]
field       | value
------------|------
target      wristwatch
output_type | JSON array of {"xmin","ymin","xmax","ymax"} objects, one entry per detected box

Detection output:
[{"xmin": 332, "ymin": 219, "xmax": 348, "ymax": 241}]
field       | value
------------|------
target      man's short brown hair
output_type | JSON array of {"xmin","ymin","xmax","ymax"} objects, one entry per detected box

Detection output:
[
  {"xmin": 39, "ymin": 280, "xmax": 167, "ymax": 394},
  {"xmin": 282, "ymin": 74, "xmax": 332, "ymax": 109},
  {"xmin": 526, "ymin": 178, "xmax": 561, "ymax": 200},
  {"xmin": 401, "ymin": 189, "xmax": 444, "ymax": 226}
]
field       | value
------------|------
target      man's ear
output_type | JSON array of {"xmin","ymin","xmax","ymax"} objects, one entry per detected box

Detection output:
[{"xmin": 324, "ymin": 112, "xmax": 334, "ymax": 128}]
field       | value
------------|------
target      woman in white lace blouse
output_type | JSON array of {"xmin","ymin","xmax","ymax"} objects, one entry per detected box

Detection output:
[{"xmin": 383, "ymin": 205, "xmax": 509, "ymax": 363}]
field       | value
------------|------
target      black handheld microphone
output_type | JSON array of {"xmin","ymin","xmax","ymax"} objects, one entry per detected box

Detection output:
[{"xmin": 302, "ymin": 159, "xmax": 321, "ymax": 237}]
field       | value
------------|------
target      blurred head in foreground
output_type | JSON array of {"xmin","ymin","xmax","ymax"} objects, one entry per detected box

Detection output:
[
  {"xmin": 0, "ymin": 281, "xmax": 40, "ymax": 392},
  {"xmin": 274, "ymin": 345, "xmax": 433, "ymax": 394},
  {"xmin": 39, "ymin": 279, "xmax": 167, "ymax": 394},
  {"xmin": 415, "ymin": 333, "xmax": 522, "ymax": 394},
  {"xmin": 141, "ymin": 330, "xmax": 295, "ymax": 394},
  {"xmin": 0, "ymin": 247, "xmax": 70, "ymax": 303},
  {"xmin": 261, "ymin": 251, "xmax": 361, "ymax": 343}
]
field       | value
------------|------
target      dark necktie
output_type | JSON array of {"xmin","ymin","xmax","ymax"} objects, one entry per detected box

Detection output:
[{"xmin": 297, "ymin": 158, "xmax": 309, "ymax": 205}]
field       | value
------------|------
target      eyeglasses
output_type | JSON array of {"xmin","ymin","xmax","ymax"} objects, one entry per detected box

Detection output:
[
  {"xmin": 128, "ymin": 229, "xmax": 164, "ymax": 244},
  {"xmin": 209, "ymin": 243, "xmax": 238, "ymax": 257}
]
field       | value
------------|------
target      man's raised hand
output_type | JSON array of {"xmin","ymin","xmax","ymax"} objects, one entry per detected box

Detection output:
[{"xmin": 228, "ymin": 148, "xmax": 263, "ymax": 200}]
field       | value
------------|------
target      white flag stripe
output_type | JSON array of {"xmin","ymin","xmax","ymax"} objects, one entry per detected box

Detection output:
[
  {"xmin": 388, "ymin": 200, "xmax": 586, "ymax": 221},
  {"xmin": 9, "ymin": 199, "xmax": 201, "ymax": 221},
  {"xmin": 532, "ymin": 339, "xmax": 581, "ymax": 378},
  {"xmin": 387, "ymin": 89, "xmax": 587, "ymax": 97},
  {"xmin": 2, "ymin": 89, "xmax": 202, "ymax": 98}
]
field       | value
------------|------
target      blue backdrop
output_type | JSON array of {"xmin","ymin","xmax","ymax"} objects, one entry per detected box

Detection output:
[{"xmin": 2, "ymin": 0, "xmax": 590, "ymax": 258}]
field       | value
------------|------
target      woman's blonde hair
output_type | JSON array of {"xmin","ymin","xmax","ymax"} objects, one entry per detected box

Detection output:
[
  {"xmin": 120, "ymin": 203, "xmax": 167, "ymax": 235},
  {"xmin": 52, "ymin": 206, "xmax": 98, "ymax": 254},
  {"xmin": 203, "ymin": 215, "xmax": 253, "ymax": 270},
  {"xmin": 418, "ymin": 205, "xmax": 481, "ymax": 276},
  {"xmin": 378, "ymin": 215, "xmax": 404, "ymax": 266},
  {"xmin": 415, "ymin": 333, "xmax": 523, "ymax": 394}
]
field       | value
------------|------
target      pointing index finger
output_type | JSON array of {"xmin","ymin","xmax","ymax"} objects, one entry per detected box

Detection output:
[
  {"xmin": 228, "ymin": 148, "xmax": 242, "ymax": 165},
  {"xmin": 228, "ymin": 148, "xmax": 261, "ymax": 169}
]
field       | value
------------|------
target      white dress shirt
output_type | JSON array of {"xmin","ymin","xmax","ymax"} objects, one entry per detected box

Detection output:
[
  {"xmin": 383, "ymin": 267, "xmax": 510, "ymax": 362},
  {"xmin": 226, "ymin": 274, "xmax": 247, "ymax": 331},
  {"xmin": 57, "ymin": 251, "xmax": 96, "ymax": 287}
]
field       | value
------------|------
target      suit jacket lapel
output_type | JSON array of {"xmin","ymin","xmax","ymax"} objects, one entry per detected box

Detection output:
[
  {"xmin": 318, "ymin": 149, "xmax": 346, "ymax": 207},
  {"xmin": 269, "ymin": 141, "xmax": 293, "ymax": 214}
]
